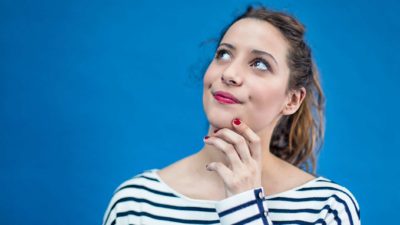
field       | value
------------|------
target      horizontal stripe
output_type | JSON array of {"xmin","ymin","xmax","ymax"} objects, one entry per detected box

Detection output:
[
  {"xmin": 273, "ymin": 218, "xmax": 327, "ymax": 225},
  {"xmin": 233, "ymin": 213, "xmax": 261, "ymax": 225},
  {"xmin": 117, "ymin": 184, "xmax": 178, "ymax": 198},
  {"xmin": 219, "ymin": 199, "xmax": 257, "ymax": 217},
  {"xmin": 102, "ymin": 169, "xmax": 360, "ymax": 225},
  {"xmin": 299, "ymin": 186, "xmax": 360, "ymax": 219},
  {"xmin": 117, "ymin": 210, "xmax": 220, "ymax": 224},
  {"xmin": 270, "ymin": 204, "xmax": 340, "ymax": 224}
]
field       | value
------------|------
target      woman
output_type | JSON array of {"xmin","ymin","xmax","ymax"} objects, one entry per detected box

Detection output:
[{"xmin": 103, "ymin": 5, "xmax": 361, "ymax": 225}]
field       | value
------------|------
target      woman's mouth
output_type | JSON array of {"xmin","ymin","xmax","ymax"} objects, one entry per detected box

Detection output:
[{"xmin": 213, "ymin": 93, "xmax": 241, "ymax": 104}]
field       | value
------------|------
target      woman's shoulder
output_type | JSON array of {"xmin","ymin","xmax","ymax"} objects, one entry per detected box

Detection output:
[
  {"xmin": 112, "ymin": 168, "xmax": 160, "ymax": 193},
  {"xmin": 280, "ymin": 162, "xmax": 360, "ymax": 211},
  {"xmin": 102, "ymin": 168, "xmax": 161, "ymax": 225},
  {"xmin": 298, "ymin": 175, "xmax": 361, "ymax": 223},
  {"xmin": 308, "ymin": 176, "xmax": 360, "ymax": 205},
  {"xmin": 106, "ymin": 168, "xmax": 168, "ymax": 207}
]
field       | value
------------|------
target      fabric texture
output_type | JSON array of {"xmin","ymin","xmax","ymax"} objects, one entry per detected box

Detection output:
[{"xmin": 102, "ymin": 168, "xmax": 360, "ymax": 225}]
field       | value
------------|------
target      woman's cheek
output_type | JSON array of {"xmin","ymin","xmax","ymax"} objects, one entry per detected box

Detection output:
[
  {"xmin": 249, "ymin": 87, "xmax": 284, "ymax": 126},
  {"xmin": 203, "ymin": 66, "xmax": 214, "ymax": 86}
]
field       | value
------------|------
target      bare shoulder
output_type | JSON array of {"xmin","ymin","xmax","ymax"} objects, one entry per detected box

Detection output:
[
  {"xmin": 156, "ymin": 154, "xmax": 227, "ymax": 201},
  {"xmin": 263, "ymin": 158, "xmax": 317, "ymax": 196},
  {"xmin": 282, "ymin": 159, "xmax": 317, "ymax": 182},
  {"xmin": 157, "ymin": 156, "xmax": 189, "ymax": 183},
  {"xmin": 157, "ymin": 153, "xmax": 201, "ymax": 191}
]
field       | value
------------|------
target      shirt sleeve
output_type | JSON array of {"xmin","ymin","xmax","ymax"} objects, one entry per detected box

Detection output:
[
  {"xmin": 102, "ymin": 192, "xmax": 119, "ymax": 225},
  {"xmin": 215, "ymin": 187, "xmax": 273, "ymax": 225},
  {"xmin": 325, "ymin": 189, "xmax": 361, "ymax": 225}
]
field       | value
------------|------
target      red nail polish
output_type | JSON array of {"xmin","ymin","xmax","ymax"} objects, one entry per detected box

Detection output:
[
  {"xmin": 213, "ymin": 129, "xmax": 220, "ymax": 133},
  {"xmin": 233, "ymin": 118, "xmax": 241, "ymax": 125},
  {"xmin": 204, "ymin": 135, "xmax": 209, "ymax": 139}
]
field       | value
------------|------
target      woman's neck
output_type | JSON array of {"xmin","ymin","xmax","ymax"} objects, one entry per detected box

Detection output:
[{"xmin": 192, "ymin": 125, "xmax": 283, "ymax": 183}]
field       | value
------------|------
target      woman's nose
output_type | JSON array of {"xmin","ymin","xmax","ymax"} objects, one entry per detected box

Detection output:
[
  {"xmin": 221, "ymin": 75, "xmax": 240, "ymax": 85},
  {"xmin": 221, "ymin": 63, "xmax": 243, "ymax": 86}
]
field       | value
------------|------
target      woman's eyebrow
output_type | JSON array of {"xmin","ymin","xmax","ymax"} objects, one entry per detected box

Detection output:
[{"xmin": 219, "ymin": 42, "xmax": 278, "ymax": 67}]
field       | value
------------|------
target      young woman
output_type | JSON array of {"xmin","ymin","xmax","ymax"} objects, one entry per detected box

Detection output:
[{"xmin": 102, "ymin": 5, "xmax": 361, "ymax": 225}]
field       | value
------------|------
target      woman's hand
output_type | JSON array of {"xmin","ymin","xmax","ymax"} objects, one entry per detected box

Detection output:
[{"xmin": 203, "ymin": 118, "xmax": 263, "ymax": 198}]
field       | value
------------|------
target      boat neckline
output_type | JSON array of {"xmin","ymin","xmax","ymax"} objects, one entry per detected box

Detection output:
[{"xmin": 148, "ymin": 168, "xmax": 326, "ymax": 204}]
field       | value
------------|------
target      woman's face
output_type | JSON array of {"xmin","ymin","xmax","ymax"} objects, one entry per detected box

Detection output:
[{"xmin": 203, "ymin": 18, "xmax": 293, "ymax": 134}]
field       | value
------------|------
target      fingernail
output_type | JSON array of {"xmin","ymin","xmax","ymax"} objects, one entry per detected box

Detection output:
[
  {"xmin": 204, "ymin": 135, "xmax": 209, "ymax": 140},
  {"xmin": 213, "ymin": 129, "xmax": 220, "ymax": 133},
  {"xmin": 233, "ymin": 118, "xmax": 241, "ymax": 125}
]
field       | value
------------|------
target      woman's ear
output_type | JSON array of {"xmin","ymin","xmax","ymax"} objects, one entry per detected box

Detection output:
[{"xmin": 282, "ymin": 87, "xmax": 306, "ymax": 115}]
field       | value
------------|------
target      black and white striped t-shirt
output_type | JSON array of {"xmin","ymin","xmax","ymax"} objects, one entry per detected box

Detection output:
[{"xmin": 102, "ymin": 168, "xmax": 360, "ymax": 225}]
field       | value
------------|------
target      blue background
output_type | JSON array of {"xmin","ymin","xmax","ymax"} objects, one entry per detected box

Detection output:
[{"xmin": 1, "ymin": 0, "xmax": 399, "ymax": 224}]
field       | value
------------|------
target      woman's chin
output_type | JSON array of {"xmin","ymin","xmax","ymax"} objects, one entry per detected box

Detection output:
[{"xmin": 205, "ymin": 112, "xmax": 238, "ymax": 128}]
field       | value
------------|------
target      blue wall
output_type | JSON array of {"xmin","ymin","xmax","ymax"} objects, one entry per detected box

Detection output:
[{"xmin": 1, "ymin": 0, "xmax": 398, "ymax": 224}]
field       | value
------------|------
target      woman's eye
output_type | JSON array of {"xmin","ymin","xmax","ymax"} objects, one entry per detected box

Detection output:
[
  {"xmin": 252, "ymin": 59, "xmax": 270, "ymax": 71},
  {"xmin": 215, "ymin": 49, "xmax": 231, "ymax": 61}
]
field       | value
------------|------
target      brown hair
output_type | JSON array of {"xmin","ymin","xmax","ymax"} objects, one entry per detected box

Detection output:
[{"xmin": 214, "ymin": 5, "xmax": 326, "ymax": 175}]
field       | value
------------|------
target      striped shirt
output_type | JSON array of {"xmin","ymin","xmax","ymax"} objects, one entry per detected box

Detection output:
[{"xmin": 102, "ymin": 168, "xmax": 360, "ymax": 225}]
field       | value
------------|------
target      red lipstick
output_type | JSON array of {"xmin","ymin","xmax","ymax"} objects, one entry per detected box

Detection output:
[{"xmin": 213, "ymin": 91, "xmax": 241, "ymax": 104}]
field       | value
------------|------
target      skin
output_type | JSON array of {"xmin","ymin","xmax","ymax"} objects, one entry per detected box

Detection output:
[
  {"xmin": 201, "ymin": 17, "xmax": 308, "ymax": 197},
  {"xmin": 158, "ymin": 18, "xmax": 314, "ymax": 200}
]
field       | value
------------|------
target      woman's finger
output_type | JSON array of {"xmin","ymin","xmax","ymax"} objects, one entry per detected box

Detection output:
[
  {"xmin": 212, "ymin": 128, "xmax": 253, "ymax": 164},
  {"xmin": 203, "ymin": 136, "xmax": 243, "ymax": 169},
  {"xmin": 206, "ymin": 162, "xmax": 232, "ymax": 185},
  {"xmin": 231, "ymin": 118, "xmax": 263, "ymax": 163}
]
